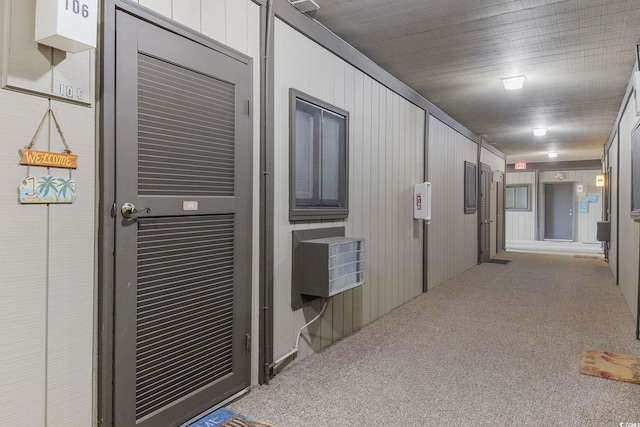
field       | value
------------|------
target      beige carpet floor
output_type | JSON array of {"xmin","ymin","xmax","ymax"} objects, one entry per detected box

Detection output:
[{"xmin": 229, "ymin": 252, "xmax": 640, "ymax": 426}]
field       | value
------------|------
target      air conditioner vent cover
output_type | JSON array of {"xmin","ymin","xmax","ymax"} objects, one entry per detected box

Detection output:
[{"xmin": 299, "ymin": 236, "xmax": 365, "ymax": 298}]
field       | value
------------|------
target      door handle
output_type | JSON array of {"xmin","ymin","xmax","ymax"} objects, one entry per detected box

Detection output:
[{"xmin": 121, "ymin": 202, "xmax": 151, "ymax": 218}]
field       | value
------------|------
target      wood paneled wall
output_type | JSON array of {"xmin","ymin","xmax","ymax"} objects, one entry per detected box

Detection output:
[
  {"xmin": 506, "ymin": 170, "xmax": 603, "ymax": 244},
  {"xmin": 538, "ymin": 170, "xmax": 603, "ymax": 243},
  {"xmin": 427, "ymin": 117, "xmax": 478, "ymax": 289},
  {"xmin": 609, "ymin": 134, "xmax": 618, "ymax": 279},
  {"xmin": 615, "ymin": 94, "xmax": 639, "ymax": 323},
  {"xmin": 272, "ymin": 19, "xmax": 425, "ymax": 364},
  {"xmin": 505, "ymin": 172, "xmax": 536, "ymax": 241},
  {"xmin": 0, "ymin": 6, "xmax": 95, "ymax": 423}
]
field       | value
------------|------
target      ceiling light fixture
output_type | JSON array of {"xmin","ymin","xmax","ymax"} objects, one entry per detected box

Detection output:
[
  {"xmin": 290, "ymin": 0, "xmax": 320, "ymax": 13},
  {"xmin": 501, "ymin": 75, "xmax": 526, "ymax": 90},
  {"xmin": 533, "ymin": 128, "xmax": 547, "ymax": 136},
  {"xmin": 548, "ymin": 152, "xmax": 558, "ymax": 158}
]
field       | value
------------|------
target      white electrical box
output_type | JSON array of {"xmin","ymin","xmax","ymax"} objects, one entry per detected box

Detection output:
[{"xmin": 414, "ymin": 182, "xmax": 431, "ymax": 221}]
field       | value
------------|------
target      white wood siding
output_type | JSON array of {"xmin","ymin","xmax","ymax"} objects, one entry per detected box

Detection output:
[
  {"xmin": 609, "ymin": 134, "xmax": 618, "ymax": 279},
  {"xmin": 427, "ymin": 117, "xmax": 477, "ymax": 289},
  {"xmin": 616, "ymin": 95, "xmax": 639, "ymax": 323},
  {"xmin": 538, "ymin": 170, "xmax": 603, "ymax": 243},
  {"xmin": 505, "ymin": 172, "xmax": 536, "ymax": 241},
  {"xmin": 272, "ymin": 19, "xmax": 425, "ymax": 363},
  {"xmin": 506, "ymin": 170, "xmax": 603, "ymax": 243},
  {"xmin": 0, "ymin": 39, "xmax": 95, "ymax": 427},
  {"xmin": 133, "ymin": 0, "xmax": 263, "ymax": 383}
]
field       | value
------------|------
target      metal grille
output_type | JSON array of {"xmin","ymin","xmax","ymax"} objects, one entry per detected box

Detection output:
[
  {"xmin": 135, "ymin": 215, "xmax": 235, "ymax": 420},
  {"xmin": 137, "ymin": 53, "xmax": 236, "ymax": 197}
]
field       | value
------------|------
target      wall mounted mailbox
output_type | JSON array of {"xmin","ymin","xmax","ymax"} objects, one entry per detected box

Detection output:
[{"xmin": 35, "ymin": 0, "xmax": 97, "ymax": 53}]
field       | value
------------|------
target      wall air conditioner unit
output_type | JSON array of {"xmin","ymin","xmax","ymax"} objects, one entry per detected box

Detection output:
[{"xmin": 299, "ymin": 236, "xmax": 365, "ymax": 298}]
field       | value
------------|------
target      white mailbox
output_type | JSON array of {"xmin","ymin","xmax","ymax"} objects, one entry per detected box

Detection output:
[
  {"xmin": 414, "ymin": 182, "xmax": 431, "ymax": 222},
  {"xmin": 35, "ymin": 0, "xmax": 98, "ymax": 53}
]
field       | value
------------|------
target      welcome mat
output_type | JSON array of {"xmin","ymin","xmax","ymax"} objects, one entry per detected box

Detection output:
[
  {"xmin": 188, "ymin": 408, "xmax": 275, "ymax": 427},
  {"xmin": 579, "ymin": 349, "xmax": 640, "ymax": 385},
  {"xmin": 485, "ymin": 259, "xmax": 511, "ymax": 264}
]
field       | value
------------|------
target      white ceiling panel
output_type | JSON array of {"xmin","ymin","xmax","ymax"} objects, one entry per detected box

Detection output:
[{"xmin": 307, "ymin": 0, "xmax": 640, "ymax": 162}]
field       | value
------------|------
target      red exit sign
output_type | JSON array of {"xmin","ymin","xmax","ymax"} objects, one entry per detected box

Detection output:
[{"xmin": 514, "ymin": 162, "xmax": 527, "ymax": 170}]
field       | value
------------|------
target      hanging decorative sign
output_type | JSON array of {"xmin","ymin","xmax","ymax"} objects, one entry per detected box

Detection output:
[
  {"xmin": 19, "ymin": 175, "xmax": 76, "ymax": 204},
  {"xmin": 18, "ymin": 108, "xmax": 77, "ymax": 204},
  {"xmin": 579, "ymin": 199, "xmax": 588, "ymax": 214},
  {"xmin": 20, "ymin": 108, "xmax": 77, "ymax": 169},
  {"xmin": 21, "ymin": 150, "xmax": 78, "ymax": 169}
]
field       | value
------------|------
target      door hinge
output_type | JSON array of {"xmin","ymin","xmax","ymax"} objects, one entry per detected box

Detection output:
[
  {"xmin": 246, "ymin": 334, "xmax": 251, "ymax": 352},
  {"xmin": 245, "ymin": 100, "xmax": 251, "ymax": 116}
]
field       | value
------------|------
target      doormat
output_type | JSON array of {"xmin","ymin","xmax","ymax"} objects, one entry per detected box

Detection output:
[
  {"xmin": 579, "ymin": 349, "xmax": 640, "ymax": 385},
  {"xmin": 485, "ymin": 259, "xmax": 511, "ymax": 264},
  {"xmin": 188, "ymin": 408, "xmax": 276, "ymax": 427}
]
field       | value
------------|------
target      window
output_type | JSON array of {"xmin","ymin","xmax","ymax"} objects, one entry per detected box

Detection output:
[
  {"xmin": 464, "ymin": 161, "xmax": 477, "ymax": 214},
  {"xmin": 290, "ymin": 89, "xmax": 348, "ymax": 221},
  {"xmin": 506, "ymin": 185, "xmax": 530, "ymax": 210}
]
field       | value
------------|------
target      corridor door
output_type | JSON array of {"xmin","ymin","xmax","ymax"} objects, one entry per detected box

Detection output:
[
  {"xmin": 479, "ymin": 164, "xmax": 491, "ymax": 262},
  {"xmin": 113, "ymin": 12, "xmax": 252, "ymax": 427},
  {"xmin": 544, "ymin": 183, "xmax": 574, "ymax": 240}
]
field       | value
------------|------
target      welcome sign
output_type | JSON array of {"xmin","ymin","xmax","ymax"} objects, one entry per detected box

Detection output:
[{"xmin": 21, "ymin": 149, "xmax": 78, "ymax": 169}]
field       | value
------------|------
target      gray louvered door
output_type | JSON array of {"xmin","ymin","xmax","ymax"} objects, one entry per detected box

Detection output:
[{"xmin": 114, "ymin": 12, "xmax": 252, "ymax": 427}]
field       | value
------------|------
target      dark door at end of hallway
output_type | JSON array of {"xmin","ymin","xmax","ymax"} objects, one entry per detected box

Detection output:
[
  {"xmin": 544, "ymin": 183, "xmax": 574, "ymax": 240},
  {"xmin": 480, "ymin": 164, "xmax": 491, "ymax": 262},
  {"xmin": 113, "ymin": 11, "xmax": 252, "ymax": 427}
]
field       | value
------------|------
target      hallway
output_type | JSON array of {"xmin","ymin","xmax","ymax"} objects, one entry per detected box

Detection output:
[{"xmin": 228, "ymin": 252, "xmax": 640, "ymax": 426}]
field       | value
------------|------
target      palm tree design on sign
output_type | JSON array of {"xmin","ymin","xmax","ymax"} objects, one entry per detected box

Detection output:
[
  {"xmin": 55, "ymin": 177, "xmax": 75, "ymax": 202},
  {"xmin": 19, "ymin": 175, "xmax": 76, "ymax": 204},
  {"xmin": 37, "ymin": 175, "xmax": 60, "ymax": 202}
]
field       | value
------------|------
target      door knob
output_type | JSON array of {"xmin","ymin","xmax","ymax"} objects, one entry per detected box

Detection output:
[{"xmin": 121, "ymin": 202, "xmax": 151, "ymax": 218}]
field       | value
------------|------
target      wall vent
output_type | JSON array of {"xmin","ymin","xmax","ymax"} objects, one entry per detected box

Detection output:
[{"xmin": 298, "ymin": 236, "xmax": 365, "ymax": 298}]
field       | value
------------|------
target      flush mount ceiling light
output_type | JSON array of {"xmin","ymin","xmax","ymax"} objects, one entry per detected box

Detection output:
[
  {"xmin": 548, "ymin": 151, "xmax": 558, "ymax": 158},
  {"xmin": 290, "ymin": 0, "xmax": 320, "ymax": 13},
  {"xmin": 533, "ymin": 128, "xmax": 547, "ymax": 136},
  {"xmin": 501, "ymin": 75, "xmax": 526, "ymax": 90}
]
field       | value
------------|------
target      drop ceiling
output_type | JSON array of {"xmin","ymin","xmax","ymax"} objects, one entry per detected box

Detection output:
[{"xmin": 304, "ymin": 0, "xmax": 640, "ymax": 163}]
